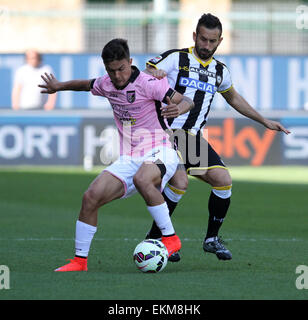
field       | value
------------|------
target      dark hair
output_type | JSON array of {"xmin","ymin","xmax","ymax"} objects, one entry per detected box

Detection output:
[
  {"xmin": 101, "ymin": 38, "xmax": 130, "ymax": 64},
  {"xmin": 196, "ymin": 13, "xmax": 222, "ymax": 36}
]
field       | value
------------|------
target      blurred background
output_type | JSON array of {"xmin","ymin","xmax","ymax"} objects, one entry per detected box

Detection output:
[{"xmin": 0, "ymin": 0, "xmax": 307, "ymax": 168}]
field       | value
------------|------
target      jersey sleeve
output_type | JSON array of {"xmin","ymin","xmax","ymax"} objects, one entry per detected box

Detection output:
[
  {"xmin": 90, "ymin": 76, "xmax": 106, "ymax": 97},
  {"xmin": 144, "ymin": 76, "xmax": 175, "ymax": 103},
  {"xmin": 146, "ymin": 51, "xmax": 175, "ymax": 75},
  {"xmin": 217, "ymin": 66, "xmax": 233, "ymax": 93}
]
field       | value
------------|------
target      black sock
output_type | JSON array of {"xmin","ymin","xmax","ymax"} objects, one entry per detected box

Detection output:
[
  {"xmin": 205, "ymin": 191, "xmax": 230, "ymax": 240},
  {"xmin": 147, "ymin": 191, "xmax": 178, "ymax": 238}
]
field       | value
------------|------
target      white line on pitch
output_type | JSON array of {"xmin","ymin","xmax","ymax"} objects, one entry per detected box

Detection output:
[{"xmin": 0, "ymin": 237, "xmax": 305, "ymax": 242}]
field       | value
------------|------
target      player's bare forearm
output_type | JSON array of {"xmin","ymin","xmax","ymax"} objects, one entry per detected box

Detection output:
[
  {"xmin": 224, "ymin": 89, "xmax": 266, "ymax": 124},
  {"xmin": 57, "ymin": 80, "xmax": 91, "ymax": 92},
  {"xmin": 39, "ymin": 73, "xmax": 91, "ymax": 94},
  {"xmin": 222, "ymin": 87, "xmax": 290, "ymax": 134}
]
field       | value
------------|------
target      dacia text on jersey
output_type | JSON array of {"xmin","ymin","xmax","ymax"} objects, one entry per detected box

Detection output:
[{"xmin": 179, "ymin": 77, "xmax": 217, "ymax": 94}]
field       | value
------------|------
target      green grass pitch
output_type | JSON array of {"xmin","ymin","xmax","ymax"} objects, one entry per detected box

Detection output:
[{"xmin": 0, "ymin": 166, "xmax": 308, "ymax": 300}]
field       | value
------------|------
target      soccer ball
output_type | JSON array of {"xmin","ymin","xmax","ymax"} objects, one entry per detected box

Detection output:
[{"xmin": 133, "ymin": 239, "xmax": 168, "ymax": 273}]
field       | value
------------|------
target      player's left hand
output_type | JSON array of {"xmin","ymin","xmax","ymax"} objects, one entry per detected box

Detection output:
[
  {"xmin": 264, "ymin": 119, "xmax": 291, "ymax": 134},
  {"xmin": 161, "ymin": 96, "xmax": 180, "ymax": 119}
]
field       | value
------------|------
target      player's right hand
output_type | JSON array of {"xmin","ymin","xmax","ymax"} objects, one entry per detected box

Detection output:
[
  {"xmin": 150, "ymin": 69, "xmax": 167, "ymax": 80},
  {"xmin": 38, "ymin": 73, "xmax": 59, "ymax": 94}
]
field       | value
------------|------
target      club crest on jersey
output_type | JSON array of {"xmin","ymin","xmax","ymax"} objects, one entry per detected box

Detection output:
[
  {"xmin": 179, "ymin": 77, "xmax": 217, "ymax": 94},
  {"xmin": 126, "ymin": 90, "xmax": 136, "ymax": 103}
]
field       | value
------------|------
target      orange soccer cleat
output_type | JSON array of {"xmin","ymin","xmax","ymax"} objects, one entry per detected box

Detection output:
[
  {"xmin": 54, "ymin": 257, "xmax": 88, "ymax": 272},
  {"xmin": 161, "ymin": 234, "xmax": 182, "ymax": 257}
]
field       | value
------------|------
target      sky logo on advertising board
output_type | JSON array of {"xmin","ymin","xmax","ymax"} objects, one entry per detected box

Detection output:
[
  {"xmin": 179, "ymin": 77, "xmax": 217, "ymax": 94},
  {"xmin": 205, "ymin": 119, "xmax": 277, "ymax": 166}
]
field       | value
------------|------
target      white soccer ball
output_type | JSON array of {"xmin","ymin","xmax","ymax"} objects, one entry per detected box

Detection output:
[{"xmin": 133, "ymin": 239, "xmax": 168, "ymax": 273}]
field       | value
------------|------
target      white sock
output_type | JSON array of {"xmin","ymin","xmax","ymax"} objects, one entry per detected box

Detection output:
[
  {"xmin": 75, "ymin": 220, "xmax": 97, "ymax": 257},
  {"xmin": 147, "ymin": 202, "xmax": 175, "ymax": 236}
]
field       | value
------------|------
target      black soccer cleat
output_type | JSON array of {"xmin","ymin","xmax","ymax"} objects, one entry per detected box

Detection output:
[
  {"xmin": 203, "ymin": 236, "xmax": 232, "ymax": 260},
  {"xmin": 168, "ymin": 251, "xmax": 181, "ymax": 262}
]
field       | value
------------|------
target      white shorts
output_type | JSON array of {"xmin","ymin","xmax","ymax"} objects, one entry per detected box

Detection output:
[{"xmin": 104, "ymin": 146, "xmax": 179, "ymax": 198}]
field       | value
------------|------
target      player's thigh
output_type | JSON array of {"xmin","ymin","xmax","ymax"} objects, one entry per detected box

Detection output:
[
  {"xmin": 87, "ymin": 170, "xmax": 125, "ymax": 205},
  {"xmin": 104, "ymin": 156, "xmax": 141, "ymax": 198},
  {"xmin": 134, "ymin": 161, "xmax": 162, "ymax": 188}
]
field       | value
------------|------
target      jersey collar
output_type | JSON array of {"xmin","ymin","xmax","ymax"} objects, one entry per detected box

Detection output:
[
  {"xmin": 129, "ymin": 66, "xmax": 140, "ymax": 83},
  {"xmin": 189, "ymin": 47, "xmax": 213, "ymax": 68},
  {"xmin": 113, "ymin": 66, "xmax": 140, "ymax": 90}
]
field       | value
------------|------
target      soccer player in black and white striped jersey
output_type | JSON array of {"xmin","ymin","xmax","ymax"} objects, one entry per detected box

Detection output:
[{"xmin": 145, "ymin": 13, "xmax": 290, "ymax": 262}]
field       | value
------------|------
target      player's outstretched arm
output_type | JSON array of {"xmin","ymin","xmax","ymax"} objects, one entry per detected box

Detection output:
[
  {"xmin": 222, "ymin": 87, "xmax": 291, "ymax": 135},
  {"xmin": 38, "ymin": 73, "xmax": 92, "ymax": 94},
  {"xmin": 161, "ymin": 94, "xmax": 194, "ymax": 119}
]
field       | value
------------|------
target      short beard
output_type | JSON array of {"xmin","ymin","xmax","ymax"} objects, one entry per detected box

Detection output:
[{"xmin": 195, "ymin": 45, "xmax": 218, "ymax": 60}]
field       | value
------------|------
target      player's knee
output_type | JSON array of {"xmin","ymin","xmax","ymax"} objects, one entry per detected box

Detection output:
[
  {"xmin": 171, "ymin": 176, "xmax": 188, "ymax": 191},
  {"xmin": 169, "ymin": 170, "xmax": 188, "ymax": 191},
  {"xmin": 133, "ymin": 169, "xmax": 161, "ymax": 191},
  {"xmin": 206, "ymin": 168, "xmax": 232, "ymax": 187},
  {"xmin": 221, "ymin": 173, "xmax": 232, "ymax": 187},
  {"xmin": 82, "ymin": 188, "xmax": 100, "ymax": 210},
  {"xmin": 133, "ymin": 173, "xmax": 146, "ymax": 191}
]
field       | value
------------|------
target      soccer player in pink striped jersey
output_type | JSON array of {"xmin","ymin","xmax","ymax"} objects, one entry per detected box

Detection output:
[{"xmin": 39, "ymin": 38, "xmax": 194, "ymax": 271}]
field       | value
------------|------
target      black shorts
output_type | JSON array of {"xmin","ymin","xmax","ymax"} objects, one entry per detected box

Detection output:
[{"xmin": 169, "ymin": 129, "xmax": 227, "ymax": 176}]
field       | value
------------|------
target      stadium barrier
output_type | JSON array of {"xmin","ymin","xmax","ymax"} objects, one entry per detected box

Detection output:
[{"xmin": 0, "ymin": 111, "xmax": 307, "ymax": 167}]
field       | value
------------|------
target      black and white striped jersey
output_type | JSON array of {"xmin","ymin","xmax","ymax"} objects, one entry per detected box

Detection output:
[{"xmin": 147, "ymin": 47, "xmax": 233, "ymax": 134}]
